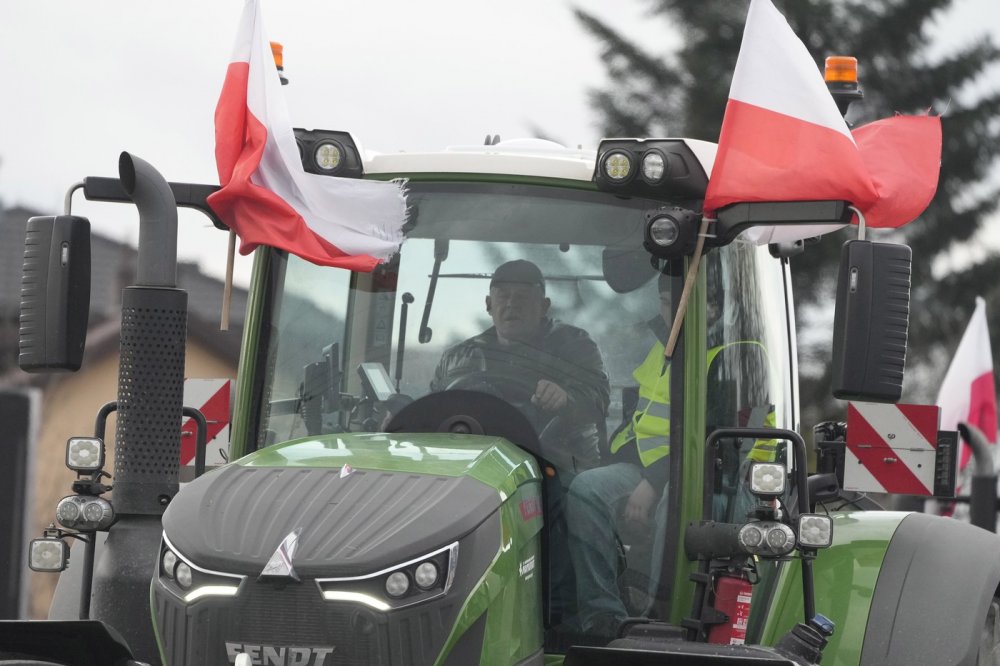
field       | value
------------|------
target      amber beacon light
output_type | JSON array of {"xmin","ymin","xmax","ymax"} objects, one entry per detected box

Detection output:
[
  {"xmin": 824, "ymin": 55, "xmax": 862, "ymax": 116},
  {"xmin": 824, "ymin": 55, "xmax": 858, "ymax": 83}
]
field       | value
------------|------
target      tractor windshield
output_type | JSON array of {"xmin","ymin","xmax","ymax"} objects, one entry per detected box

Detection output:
[{"xmin": 248, "ymin": 181, "xmax": 795, "ymax": 644}]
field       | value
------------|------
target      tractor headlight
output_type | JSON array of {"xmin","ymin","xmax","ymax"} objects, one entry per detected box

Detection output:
[
  {"xmin": 643, "ymin": 207, "xmax": 700, "ymax": 259},
  {"xmin": 385, "ymin": 571, "xmax": 410, "ymax": 598},
  {"xmin": 55, "ymin": 495, "xmax": 115, "ymax": 531},
  {"xmin": 65, "ymin": 437, "xmax": 104, "ymax": 472},
  {"xmin": 797, "ymin": 514, "xmax": 834, "ymax": 549},
  {"xmin": 750, "ymin": 462, "xmax": 786, "ymax": 497},
  {"xmin": 602, "ymin": 151, "xmax": 633, "ymax": 182},
  {"xmin": 162, "ymin": 550, "xmax": 178, "ymax": 579},
  {"xmin": 414, "ymin": 561, "xmax": 439, "ymax": 589},
  {"xmin": 158, "ymin": 535, "xmax": 243, "ymax": 603},
  {"xmin": 175, "ymin": 563, "xmax": 194, "ymax": 589},
  {"xmin": 641, "ymin": 151, "xmax": 666, "ymax": 183},
  {"xmin": 317, "ymin": 542, "xmax": 458, "ymax": 611},
  {"xmin": 314, "ymin": 141, "xmax": 344, "ymax": 172},
  {"xmin": 294, "ymin": 128, "xmax": 364, "ymax": 178},
  {"xmin": 648, "ymin": 215, "xmax": 680, "ymax": 247},
  {"xmin": 28, "ymin": 537, "xmax": 69, "ymax": 572}
]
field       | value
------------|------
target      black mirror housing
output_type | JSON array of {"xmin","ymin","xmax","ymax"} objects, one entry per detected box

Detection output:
[
  {"xmin": 18, "ymin": 215, "xmax": 92, "ymax": 372},
  {"xmin": 831, "ymin": 240, "xmax": 911, "ymax": 402}
]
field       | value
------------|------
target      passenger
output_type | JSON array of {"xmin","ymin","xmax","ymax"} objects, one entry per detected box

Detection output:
[
  {"xmin": 566, "ymin": 272, "xmax": 778, "ymax": 639},
  {"xmin": 431, "ymin": 259, "xmax": 610, "ymax": 473},
  {"xmin": 565, "ymin": 271, "xmax": 673, "ymax": 639}
]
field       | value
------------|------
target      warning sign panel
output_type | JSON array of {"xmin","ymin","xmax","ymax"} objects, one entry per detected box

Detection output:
[
  {"xmin": 845, "ymin": 402, "xmax": 956, "ymax": 497},
  {"xmin": 181, "ymin": 378, "xmax": 232, "ymax": 468}
]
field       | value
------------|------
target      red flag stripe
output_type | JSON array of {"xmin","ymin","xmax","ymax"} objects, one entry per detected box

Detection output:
[
  {"xmin": 704, "ymin": 99, "xmax": 877, "ymax": 215},
  {"xmin": 959, "ymin": 371, "xmax": 999, "ymax": 469}
]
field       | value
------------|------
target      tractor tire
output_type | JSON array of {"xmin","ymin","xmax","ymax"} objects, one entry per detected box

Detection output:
[{"xmin": 980, "ymin": 597, "xmax": 1000, "ymax": 666}]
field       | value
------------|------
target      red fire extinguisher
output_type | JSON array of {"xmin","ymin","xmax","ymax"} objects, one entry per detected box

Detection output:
[{"xmin": 707, "ymin": 570, "xmax": 754, "ymax": 645}]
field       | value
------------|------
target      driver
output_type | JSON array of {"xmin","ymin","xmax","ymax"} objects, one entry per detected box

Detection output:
[{"xmin": 430, "ymin": 259, "xmax": 610, "ymax": 473}]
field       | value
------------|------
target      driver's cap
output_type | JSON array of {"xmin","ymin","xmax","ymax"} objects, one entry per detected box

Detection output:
[{"xmin": 490, "ymin": 260, "xmax": 545, "ymax": 293}]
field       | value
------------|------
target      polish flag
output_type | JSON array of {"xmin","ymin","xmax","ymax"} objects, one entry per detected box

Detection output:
[
  {"xmin": 207, "ymin": 0, "xmax": 407, "ymax": 271},
  {"xmin": 937, "ymin": 297, "xmax": 997, "ymax": 474},
  {"xmin": 704, "ymin": 0, "xmax": 941, "ymax": 234}
]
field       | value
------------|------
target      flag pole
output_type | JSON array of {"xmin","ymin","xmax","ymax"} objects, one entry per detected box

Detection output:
[
  {"xmin": 664, "ymin": 216, "xmax": 712, "ymax": 360},
  {"xmin": 221, "ymin": 229, "xmax": 236, "ymax": 331}
]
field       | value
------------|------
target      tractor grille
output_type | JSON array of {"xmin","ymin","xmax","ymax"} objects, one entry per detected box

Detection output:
[{"xmin": 153, "ymin": 577, "xmax": 464, "ymax": 666}]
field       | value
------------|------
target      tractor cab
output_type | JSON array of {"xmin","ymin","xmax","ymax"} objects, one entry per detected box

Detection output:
[{"xmin": 205, "ymin": 137, "xmax": 801, "ymax": 659}]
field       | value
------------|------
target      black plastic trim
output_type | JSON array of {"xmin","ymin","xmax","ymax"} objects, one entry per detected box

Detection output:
[{"xmin": 860, "ymin": 512, "xmax": 1000, "ymax": 666}]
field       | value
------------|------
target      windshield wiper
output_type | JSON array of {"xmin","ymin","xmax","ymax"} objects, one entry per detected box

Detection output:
[{"xmin": 418, "ymin": 238, "xmax": 449, "ymax": 343}]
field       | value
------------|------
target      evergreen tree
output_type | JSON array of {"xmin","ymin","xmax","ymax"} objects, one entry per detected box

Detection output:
[{"xmin": 577, "ymin": 0, "xmax": 1000, "ymax": 425}]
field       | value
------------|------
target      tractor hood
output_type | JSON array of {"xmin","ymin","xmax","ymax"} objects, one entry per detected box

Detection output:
[{"xmin": 162, "ymin": 432, "xmax": 539, "ymax": 577}]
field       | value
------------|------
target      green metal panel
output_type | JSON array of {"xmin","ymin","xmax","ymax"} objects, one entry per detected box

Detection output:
[
  {"xmin": 237, "ymin": 432, "xmax": 541, "ymax": 503},
  {"xmin": 668, "ymin": 264, "xmax": 708, "ymax": 623},
  {"xmin": 229, "ymin": 247, "xmax": 271, "ymax": 460},
  {"xmin": 434, "ymin": 481, "xmax": 544, "ymax": 665},
  {"xmin": 756, "ymin": 511, "xmax": 906, "ymax": 666}
]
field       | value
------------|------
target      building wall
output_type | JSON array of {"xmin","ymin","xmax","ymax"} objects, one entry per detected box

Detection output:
[{"xmin": 26, "ymin": 339, "xmax": 237, "ymax": 619}]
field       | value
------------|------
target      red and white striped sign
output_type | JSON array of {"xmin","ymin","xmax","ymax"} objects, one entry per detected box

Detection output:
[
  {"xmin": 181, "ymin": 378, "xmax": 232, "ymax": 467},
  {"xmin": 845, "ymin": 402, "xmax": 940, "ymax": 495}
]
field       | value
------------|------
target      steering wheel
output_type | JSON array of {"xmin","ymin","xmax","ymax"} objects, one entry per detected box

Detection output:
[{"xmin": 443, "ymin": 371, "xmax": 564, "ymax": 442}]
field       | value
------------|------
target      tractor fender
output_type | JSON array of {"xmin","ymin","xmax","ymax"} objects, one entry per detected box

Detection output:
[{"xmin": 860, "ymin": 511, "xmax": 1000, "ymax": 666}]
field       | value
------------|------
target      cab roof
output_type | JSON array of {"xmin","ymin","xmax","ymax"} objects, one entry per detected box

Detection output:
[{"xmin": 364, "ymin": 137, "xmax": 718, "ymax": 183}]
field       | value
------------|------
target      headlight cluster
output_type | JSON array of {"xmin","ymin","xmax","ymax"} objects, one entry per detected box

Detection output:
[
  {"xmin": 55, "ymin": 495, "xmax": 114, "ymax": 531},
  {"xmin": 159, "ymin": 536, "xmax": 243, "ymax": 603},
  {"xmin": 737, "ymin": 514, "xmax": 835, "ymax": 559},
  {"xmin": 599, "ymin": 148, "xmax": 670, "ymax": 187},
  {"xmin": 317, "ymin": 542, "xmax": 458, "ymax": 611},
  {"xmin": 738, "ymin": 521, "xmax": 796, "ymax": 558},
  {"xmin": 592, "ymin": 138, "xmax": 709, "ymax": 201}
]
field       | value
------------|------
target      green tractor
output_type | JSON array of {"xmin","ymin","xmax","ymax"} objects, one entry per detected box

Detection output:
[{"xmin": 5, "ymin": 131, "xmax": 1000, "ymax": 665}]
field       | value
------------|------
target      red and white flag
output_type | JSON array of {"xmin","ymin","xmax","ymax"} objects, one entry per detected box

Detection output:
[
  {"xmin": 937, "ymin": 297, "xmax": 997, "ymax": 473},
  {"xmin": 207, "ymin": 0, "xmax": 407, "ymax": 271},
  {"xmin": 704, "ymin": 0, "xmax": 941, "ymax": 237}
]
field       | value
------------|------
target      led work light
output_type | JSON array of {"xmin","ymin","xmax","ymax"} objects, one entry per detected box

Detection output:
[
  {"xmin": 28, "ymin": 537, "xmax": 69, "ymax": 572},
  {"xmin": 797, "ymin": 514, "xmax": 834, "ymax": 549},
  {"xmin": 294, "ymin": 128, "xmax": 364, "ymax": 178},
  {"xmin": 65, "ymin": 437, "xmax": 105, "ymax": 472},
  {"xmin": 750, "ymin": 462, "xmax": 787, "ymax": 497}
]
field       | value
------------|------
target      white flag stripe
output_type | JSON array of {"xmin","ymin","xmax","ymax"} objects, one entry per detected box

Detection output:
[
  {"xmin": 851, "ymin": 402, "xmax": 936, "ymax": 452},
  {"xmin": 937, "ymin": 296, "xmax": 994, "ymax": 433},
  {"xmin": 729, "ymin": 0, "xmax": 854, "ymax": 143},
  {"xmin": 239, "ymin": 0, "xmax": 405, "ymax": 260}
]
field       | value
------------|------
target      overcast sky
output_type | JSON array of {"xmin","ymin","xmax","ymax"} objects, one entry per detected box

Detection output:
[{"xmin": 1, "ymin": 0, "xmax": 997, "ymax": 286}]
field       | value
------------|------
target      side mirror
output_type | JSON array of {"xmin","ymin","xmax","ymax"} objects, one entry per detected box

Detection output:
[
  {"xmin": 831, "ymin": 240, "xmax": 912, "ymax": 402},
  {"xmin": 18, "ymin": 215, "xmax": 92, "ymax": 372}
]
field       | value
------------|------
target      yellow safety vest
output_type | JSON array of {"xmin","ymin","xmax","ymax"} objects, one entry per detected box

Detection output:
[
  {"xmin": 705, "ymin": 342, "xmax": 779, "ymax": 463},
  {"xmin": 610, "ymin": 340, "xmax": 779, "ymax": 468},
  {"xmin": 610, "ymin": 341, "xmax": 672, "ymax": 467}
]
